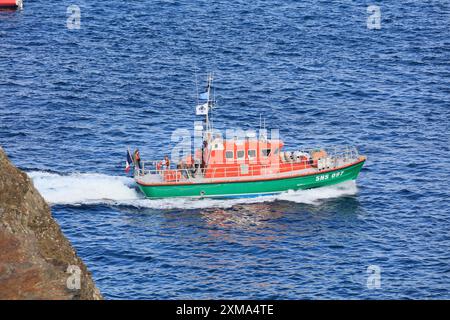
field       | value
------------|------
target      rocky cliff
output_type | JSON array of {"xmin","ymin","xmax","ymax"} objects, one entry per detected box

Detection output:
[{"xmin": 0, "ymin": 147, "xmax": 102, "ymax": 300}]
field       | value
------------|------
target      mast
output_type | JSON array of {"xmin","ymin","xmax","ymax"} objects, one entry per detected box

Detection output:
[
  {"xmin": 205, "ymin": 73, "xmax": 214, "ymax": 133},
  {"xmin": 196, "ymin": 73, "xmax": 214, "ymax": 139},
  {"xmin": 196, "ymin": 73, "xmax": 215, "ymax": 168}
]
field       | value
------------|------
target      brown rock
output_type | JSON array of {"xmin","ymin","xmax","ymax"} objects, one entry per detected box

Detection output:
[{"xmin": 0, "ymin": 147, "xmax": 102, "ymax": 300}]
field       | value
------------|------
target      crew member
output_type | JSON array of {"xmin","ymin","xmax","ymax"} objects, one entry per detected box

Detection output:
[
  {"xmin": 156, "ymin": 161, "xmax": 163, "ymax": 172},
  {"xmin": 134, "ymin": 148, "xmax": 141, "ymax": 169},
  {"xmin": 164, "ymin": 155, "xmax": 170, "ymax": 169}
]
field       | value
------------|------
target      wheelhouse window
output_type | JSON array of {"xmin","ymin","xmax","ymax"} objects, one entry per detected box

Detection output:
[
  {"xmin": 247, "ymin": 149, "xmax": 256, "ymax": 158},
  {"xmin": 261, "ymin": 149, "xmax": 271, "ymax": 157},
  {"xmin": 237, "ymin": 150, "xmax": 245, "ymax": 159},
  {"xmin": 225, "ymin": 151, "xmax": 234, "ymax": 159}
]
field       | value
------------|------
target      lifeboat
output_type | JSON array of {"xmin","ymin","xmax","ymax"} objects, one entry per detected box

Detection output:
[{"xmin": 128, "ymin": 74, "xmax": 366, "ymax": 199}]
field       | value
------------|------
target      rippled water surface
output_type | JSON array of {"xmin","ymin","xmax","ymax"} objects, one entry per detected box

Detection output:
[{"xmin": 1, "ymin": 1, "xmax": 449, "ymax": 299}]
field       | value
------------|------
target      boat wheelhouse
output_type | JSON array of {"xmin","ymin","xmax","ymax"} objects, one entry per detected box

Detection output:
[{"xmin": 132, "ymin": 74, "xmax": 365, "ymax": 199}]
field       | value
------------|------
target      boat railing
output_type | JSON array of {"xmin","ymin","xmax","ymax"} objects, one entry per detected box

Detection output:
[
  {"xmin": 134, "ymin": 146, "xmax": 362, "ymax": 183},
  {"xmin": 288, "ymin": 145, "xmax": 360, "ymax": 158},
  {"xmin": 135, "ymin": 164, "xmax": 304, "ymax": 183},
  {"xmin": 285, "ymin": 146, "xmax": 360, "ymax": 163},
  {"xmin": 134, "ymin": 165, "xmax": 207, "ymax": 182}
]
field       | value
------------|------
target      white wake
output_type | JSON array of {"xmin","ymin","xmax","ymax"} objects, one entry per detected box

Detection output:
[
  {"xmin": 27, "ymin": 171, "xmax": 140, "ymax": 205},
  {"xmin": 27, "ymin": 171, "xmax": 358, "ymax": 209}
]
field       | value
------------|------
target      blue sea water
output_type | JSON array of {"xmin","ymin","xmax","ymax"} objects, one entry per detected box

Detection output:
[{"xmin": 1, "ymin": 0, "xmax": 450, "ymax": 299}]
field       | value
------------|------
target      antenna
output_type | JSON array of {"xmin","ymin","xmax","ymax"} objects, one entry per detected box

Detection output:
[
  {"xmin": 206, "ymin": 72, "xmax": 215, "ymax": 132},
  {"xmin": 199, "ymin": 72, "xmax": 214, "ymax": 169},
  {"xmin": 211, "ymin": 79, "xmax": 215, "ymax": 130},
  {"xmin": 259, "ymin": 113, "xmax": 263, "ymax": 136}
]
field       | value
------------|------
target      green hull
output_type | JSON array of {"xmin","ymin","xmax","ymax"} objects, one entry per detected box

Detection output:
[{"xmin": 137, "ymin": 160, "xmax": 365, "ymax": 199}]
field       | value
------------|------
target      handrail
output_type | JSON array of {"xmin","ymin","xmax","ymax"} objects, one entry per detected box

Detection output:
[{"xmin": 134, "ymin": 146, "xmax": 361, "ymax": 183}]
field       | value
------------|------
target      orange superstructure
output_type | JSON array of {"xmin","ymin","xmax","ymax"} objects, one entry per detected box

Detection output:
[{"xmin": 172, "ymin": 137, "xmax": 315, "ymax": 181}]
